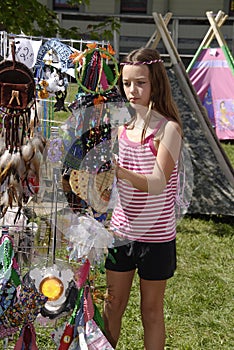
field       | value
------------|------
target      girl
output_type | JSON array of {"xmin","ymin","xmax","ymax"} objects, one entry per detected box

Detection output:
[{"xmin": 103, "ymin": 47, "xmax": 183, "ymax": 350}]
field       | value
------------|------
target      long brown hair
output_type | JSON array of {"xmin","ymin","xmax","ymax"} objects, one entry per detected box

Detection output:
[{"xmin": 118, "ymin": 48, "xmax": 182, "ymax": 140}]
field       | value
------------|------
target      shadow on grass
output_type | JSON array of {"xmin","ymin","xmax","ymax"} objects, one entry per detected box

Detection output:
[{"xmin": 177, "ymin": 214, "xmax": 234, "ymax": 238}]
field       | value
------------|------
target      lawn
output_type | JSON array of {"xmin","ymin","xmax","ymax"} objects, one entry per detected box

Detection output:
[
  {"xmin": 222, "ymin": 142, "xmax": 234, "ymax": 167},
  {"xmin": 115, "ymin": 217, "xmax": 234, "ymax": 349}
]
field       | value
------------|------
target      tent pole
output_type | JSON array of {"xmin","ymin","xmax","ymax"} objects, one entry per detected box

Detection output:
[
  {"xmin": 204, "ymin": 14, "xmax": 228, "ymax": 48},
  {"xmin": 186, "ymin": 10, "xmax": 227, "ymax": 73},
  {"xmin": 152, "ymin": 12, "xmax": 181, "ymax": 65},
  {"xmin": 146, "ymin": 12, "xmax": 172, "ymax": 49},
  {"xmin": 206, "ymin": 11, "xmax": 234, "ymax": 74}
]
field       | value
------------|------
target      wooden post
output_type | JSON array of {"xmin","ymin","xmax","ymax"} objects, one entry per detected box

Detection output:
[
  {"xmin": 206, "ymin": 11, "xmax": 234, "ymax": 74},
  {"xmin": 145, "ymin": 12, "xmax": 172, "ymax": 49},
  {"xmin": 186, "ymin": 10, "xmax": 227, "ymax": 73},
  {"xmin": 152, "ymin": 12, "xmax": 181, "ymax": 65}
]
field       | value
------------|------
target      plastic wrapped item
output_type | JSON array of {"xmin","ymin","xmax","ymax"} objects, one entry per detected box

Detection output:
[{"xmin": 65, "ymin": 214, "xmax": 114, "ymax": 264}]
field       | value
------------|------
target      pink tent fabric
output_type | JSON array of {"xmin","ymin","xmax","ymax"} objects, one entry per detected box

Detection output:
[{"xmin": 189, "ymin": 48, "xmax": 234, "ymax": 140}]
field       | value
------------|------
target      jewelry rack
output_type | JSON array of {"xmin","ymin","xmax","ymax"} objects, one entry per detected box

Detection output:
[{"xmin": 0, "ymin": 33, "xmax": 123, "ymax": 349}]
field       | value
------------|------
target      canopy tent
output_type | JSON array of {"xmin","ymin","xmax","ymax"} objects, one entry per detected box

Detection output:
[
  {"xmin": 187, "ymin": 11, "xmax": 234, "ymax": 140},
  {"xmin": 146, "ymin": 11, "xmax": 234, "ymax": 217}
]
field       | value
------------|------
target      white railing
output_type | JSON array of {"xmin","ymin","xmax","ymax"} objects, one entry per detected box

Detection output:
[{"xmin": 56, "ymin": 11, "xmax": 234, "ymax": 62}]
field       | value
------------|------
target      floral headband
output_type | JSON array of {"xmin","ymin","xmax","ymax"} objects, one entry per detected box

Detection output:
[{"xmin": 120, "ymin": 59, "xmax": 163, "ymax": 66}]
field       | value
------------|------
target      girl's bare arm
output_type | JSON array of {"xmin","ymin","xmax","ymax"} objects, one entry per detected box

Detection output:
[{"xmin": 116, "ymin": 121, "xmax": 182, "ymax": 195}]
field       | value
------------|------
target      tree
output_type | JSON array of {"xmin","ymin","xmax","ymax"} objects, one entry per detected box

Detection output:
[{"xmin": 0, "ymin": 0, "xmax": 120, "ymax": 40}]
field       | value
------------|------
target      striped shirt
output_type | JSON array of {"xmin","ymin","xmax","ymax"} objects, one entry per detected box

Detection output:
[{"xmin": 110, "ymin": 123, "xmax": 178, "ymax": 243}]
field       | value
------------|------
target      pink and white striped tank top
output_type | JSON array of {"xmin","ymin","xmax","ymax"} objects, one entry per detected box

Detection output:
[{"xmin": 110, "ymin": 122, "xmax": 178, "ymax": 243}]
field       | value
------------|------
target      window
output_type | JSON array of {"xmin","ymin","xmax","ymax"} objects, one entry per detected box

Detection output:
[
  {"xmin": 229, "ymin": 0, "xmax": 234, "ymax": 15},
  {"xmin": 120, "ymin": 0, "xmax": 147, "ymax": 14},
  {"xmin": 53, "ymin": 0, "xmax": 79, "ymax": 11}
]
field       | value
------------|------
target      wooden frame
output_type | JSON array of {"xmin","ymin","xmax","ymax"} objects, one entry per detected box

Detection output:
[
  {"xmin": 145, "ymin": 12, "xmax": 172, "ymax": 49},
  {"xmin": 186, "ymin": 10, "xmax": 228, "ymax": 72}
]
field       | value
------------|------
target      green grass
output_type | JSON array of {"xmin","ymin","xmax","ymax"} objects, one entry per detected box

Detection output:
[
  {"xmin": 165, "ymin": 218, "xmax": 234, "ymax": 349},
  {"xmin": 114, "ymin": 217, "xmax": 234, "ymax": 350},
  {"xmin": 221, "ymin": 142, "xmax": 234, "ymax": 167}
]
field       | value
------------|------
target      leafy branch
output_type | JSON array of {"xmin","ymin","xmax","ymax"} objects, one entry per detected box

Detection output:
[{"xmin": 0, "ymin": 0, "xmax": 120, "ymax": 41}]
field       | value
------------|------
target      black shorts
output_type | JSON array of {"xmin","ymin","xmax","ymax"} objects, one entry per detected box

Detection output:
[{"xmin": 105, "ymin": 239, "xmax": 176, "ymax": 281}]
